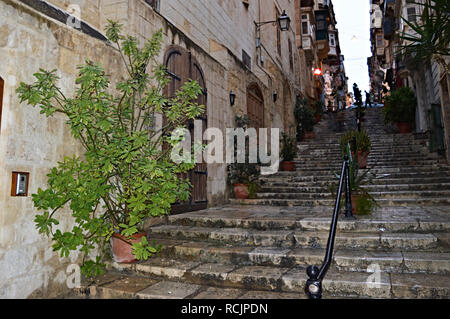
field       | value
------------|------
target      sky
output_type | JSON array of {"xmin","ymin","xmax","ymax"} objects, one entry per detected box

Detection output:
[{"xmin": 333, "ymin": 0, "xmax": 372, "ymax": 93}]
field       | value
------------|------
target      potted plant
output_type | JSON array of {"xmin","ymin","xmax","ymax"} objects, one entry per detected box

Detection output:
[
  {"xmin": 16, "ymin": 22, "xmax": 205, "ymax": 277},
  {"xmin": 347, "ymin": 158, "xmax": 378, "ymax": 215},
  {"xmin": 340, "ymin": 130, "xmax": 371, "ymax": 169},
  {"xmin": 356, "ymin": 130, "xmax": 371, "ymax": 168},
  {"xmin": 294, "ymin": 98, "xmax": 316, "ymax": 140},
  {"xmin": 313, "ymin": 100, "xmax": 324, "ymax": 123},
  {"xmin": 331, "ymin": 147, "xmax": 378, "ymax": 215},
  {"xmin": 383, "ymin": 87, "xmax": 417, "ymax": 133},
  {"xmin": 227, "ymin": 115, "xmax": 261, "ymax": 199},
  {"xmin": 280, "ymin": 132, "xmax": 297, "ymax": 171}
]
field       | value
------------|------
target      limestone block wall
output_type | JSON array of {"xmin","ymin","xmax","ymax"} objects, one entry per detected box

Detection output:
[{"xmin": 0, "ymin": 0, "xmax": 123, "ymax": 298}]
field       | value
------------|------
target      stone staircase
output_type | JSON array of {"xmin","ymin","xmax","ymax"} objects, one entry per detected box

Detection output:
[{"xmin": 75, "ymin": 108, "xmax": 450, "ymax": 299}]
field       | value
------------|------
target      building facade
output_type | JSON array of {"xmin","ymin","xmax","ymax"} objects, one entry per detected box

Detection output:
[
  {"xmin": 295, "ymin": 0, "xmax": 348, "ymax": 110},
  {"xmin": 0, "ymin": 0, "xmax": 304, "ymax": 297},
  {"xmin": 368, "ymin": 0, "xmax": 450, "ymax": 161}
]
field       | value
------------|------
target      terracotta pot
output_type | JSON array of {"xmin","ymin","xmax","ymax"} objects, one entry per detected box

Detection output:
[
  {"xmin": 315, "ymin": 114, "xmax": 322, "ymax": 124},
  {"xmin": 357, "ymin": 150, "xmax": 369, "ymax": 169},
  {"xmin": 281, "ymin": 161, "xmax": 295, "ymax": 171},
  {"xmin": 303, "ymin": 131, "xmax": 315, "ymax": 139},
  {"xmin": 351, "ymin": 151, "xmax": 369, "ymax": 169},
  {"xmin": 351, "ymin": 194, "xmax": 360, "ymax": 215},
  {"xmin": 111, "ymin": 232, "xmax": 147, "ymax": 263},
  {"xmin": 395, "ymin": 122, "xmax": 411, "ymax": 133},
  {"xmin": 233, "ymin": 183, "xmax": 249, "ymax": 199}
]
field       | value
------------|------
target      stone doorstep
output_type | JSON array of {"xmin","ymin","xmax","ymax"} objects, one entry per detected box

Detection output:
[{"xmin": 99, "ymin": 261, "xmax": 450, "ymax": 299}]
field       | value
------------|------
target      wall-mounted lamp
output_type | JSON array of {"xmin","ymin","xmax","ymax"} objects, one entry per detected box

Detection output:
[
  {"xmin": 273, "ymin": 91, "xmax": 278, "ymax": 102},
  {"xmin": 230, "ymin": 90, "xmax": 236, "ymax": 106},
  {"xmin": 255, "ymin": 10, "xmax": 291, "ymax": 32},
  {"xmin": 313, "ymin": 68, "xmax": 323, "ymax": 76}
]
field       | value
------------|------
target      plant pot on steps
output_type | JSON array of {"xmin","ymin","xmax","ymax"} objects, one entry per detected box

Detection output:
[
  {"xmin": 395, "ymin": 122, "xmax": 412, "ymax": 133},
  {"xmin": 351, "ymin": 194, "xmax": 360, "ymax": 215},
  {"xmin": 280, "ymin": 161, "xmax": 295, "ymax": 171},
  {"xmin": 233, "ymin": 183, "xmax": 249, "ymax": 199},
  {"xmin": 111, "ymin": 232, "xmax": 147, "ymax": 263},
  {"xmin": 352, "ymin": 150, "xmax": 369, "ymax": 169},
  {"xmin": 303, "ymin": 131, "xmax": 315, "ymax": 140}
]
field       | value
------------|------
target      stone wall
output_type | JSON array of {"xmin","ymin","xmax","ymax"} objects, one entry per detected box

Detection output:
[
  {"xmin": 0, "ymin": 0, "xmax": 123, "ymax": 298},
  {"xmin": 0, "ymin": 0, "xmax": 306, "ymax": 298}
]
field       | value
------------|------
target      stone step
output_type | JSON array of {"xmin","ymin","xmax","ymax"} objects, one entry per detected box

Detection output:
[
  {"xmin": 260, "ymin": 183, "xmax": 450, "ymax": 193},
  {"xmin": 256, "ymin": 190, "xmax": 450, "ymax": 200},
  {"xmin": 153, "ymin": 240, "xmax": 450, "ymax": 275},
  {"xmin": 77, "ymin": 270, "xmax": 311, "ymax": 299},
  {"xmin": 229, "ymin": 197, "xmax": 450, "ymax": 207},
  {"xmin": 261, "ymin": 176, "xmax": 450, "ymax": 186},
  {"xmin": 168, "ymin": 211, "xmax": 450, "ymax": 233},
  {"xmin": 103, "ymin": 259, "xmax": 450, "ymax": 298},
  {"xmin": 147, "ymin": 225, "xmax": 439, "ymax": 250},
  {"xmin": 267, "ymin": 168, "xmax": 450, "ymax": 178},
  {"xmin": 294, "ymin": 153, "xmax": 439, "ymax": 161}
]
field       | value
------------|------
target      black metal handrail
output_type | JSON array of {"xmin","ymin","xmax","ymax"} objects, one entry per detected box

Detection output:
[{"xmin": 304, "ymin": 154, "xmax": 355, "ymax": 299}]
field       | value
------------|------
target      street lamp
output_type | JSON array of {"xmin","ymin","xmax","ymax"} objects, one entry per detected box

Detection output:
[
  {"xmin": 229, "ymin": 90, "xmax": 236, "ymax": 106},
  {"xmin": 255, "ymin": 10, "xmax": 291, "ymax": 31}
]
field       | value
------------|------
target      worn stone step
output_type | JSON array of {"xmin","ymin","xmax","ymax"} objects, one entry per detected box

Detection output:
[
  {"xmin": 260, "ymin": 183, "xmax": 450, "ymax": 193},
  {"xmin": 262, "ymin": 177, "xmax": 450, "ymax": 187},
  {"xmin": 106, "ymin": 259, "xmax": 450, "ymax": 298},
  {"xmin": 229, "ymin": 197, "xmax": 450, "ymax": 207},
  {"xmin": 256, "ymin": 190, "xmax": 450, "ymax": 200},
  {"xmin": 77, "ymin": 270, "xmax": 309, "ymax": 299},
  {"xmin": 168, "ymin": 210, "xmax": 450, "ymax": 233},
  {"xmin": 148, "ymin": 225, "xmax": 439, "ymax": 250},
  {"xmin": 159, "ymin": 241, "xmax": 450, "ymax": 275}
]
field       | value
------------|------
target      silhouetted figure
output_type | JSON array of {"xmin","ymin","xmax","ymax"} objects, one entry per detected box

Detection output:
[{"xmin": 365, "ymin": 90, "xmax": 372, "ymax": 108}]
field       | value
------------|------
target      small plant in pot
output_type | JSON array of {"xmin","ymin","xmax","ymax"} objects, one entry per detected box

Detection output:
[
  {"xmin": 313, "ymin": 100, "xmax": 324, "ymax": 124},
  {"xmin": 294, "ymin": 98, "xmax": 316, "ymax": 140},
  {"xmin": 280, "ymin": 132, "xmax": 297, "ymax": 171},
  {"xmin": 16, "ymin": 22, "xmax": 205, "ymax": 277},
  {"xmin": 227, "ymin": 115, "xmax": 261, "ymax": 199},
  {"xmin": 331, "ymin": 148, "xmax": 378, "ymax": 215},
  {"xmin": 340, "ymin": 130, "xmax": 371, "ymax": 169},
  {"xmin": 383, "ymin": 87, "xmax": 417, "ymax": 133}
]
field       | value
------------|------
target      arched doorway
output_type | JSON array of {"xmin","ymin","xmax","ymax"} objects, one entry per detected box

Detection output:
[
  {"xmin": 164, "ymin": 46, "xmax": 208, "ymax": 214},
  {"xmin": 247, "ymin": 83, "xmax": 264, "ymax": 129}
]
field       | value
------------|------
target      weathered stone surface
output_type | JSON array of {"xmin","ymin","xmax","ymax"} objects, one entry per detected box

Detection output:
[
  {"xmin": 248, "ymin": 247, "xmax": 293, "ymax": 267},
  {"xmin": 136, "ymin": 281, "xmax": 201, "ymax": 299},
  {"xmin": 193, "ymin": 287, "xmax": 244, "ymax": 299},
  {"xmin": 135, "ymin": 258, "xmax": 201, "ymax": 279},
  {"xmin": 189, "ymin": 263, "xmax": 236, "ymax": 281},
  {"xmin": 238, "ymin": 290, "xmax": 304, "ymax": 299},
  {"xmin": 402, "ymin": 252, "xmax": 450, "ymax": 274},
  {"xmin": 391, "ymin": 273, "xmax": 450, "ymax": 298},
  {"xmin": 228, "ymin": 266, "xmax": 290, "ymax": 291},
  {"xmin": 91, "ymin": 276, "xmax": 159, "ymax": 299}
]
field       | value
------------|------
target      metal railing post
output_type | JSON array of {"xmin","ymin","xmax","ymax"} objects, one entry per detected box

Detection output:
[{"xmin": 305, "ymin": 155, "xmax": 351, "ymax": 299}]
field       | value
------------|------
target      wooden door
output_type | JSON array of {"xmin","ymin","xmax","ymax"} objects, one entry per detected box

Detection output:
[
  {"xmin": 247, "ymin": 84, "xmax": 264, "ymax": 129},
  {"xmin": 164, "ymin": 46, "xmax": 208, "ymax": 214}
]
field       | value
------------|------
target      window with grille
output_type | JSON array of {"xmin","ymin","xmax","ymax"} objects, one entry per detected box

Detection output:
[
  {"xmin": 407, "ymin": 7, "xmax": 416, "ymax": 22},
  {"xmin": 145, "ymin": 0, "xmax": 159, "ymax": 11},
  {"xmin": 288, "ymin": 40, "xmax": 293, "ymax": 70},
  {"xmin": 276, "ymin": 7, "xmax": 281, "ymax": 56},
  {"xmin": 242, "ymin": 49, "xmax": 251, "ymax": 70}
]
